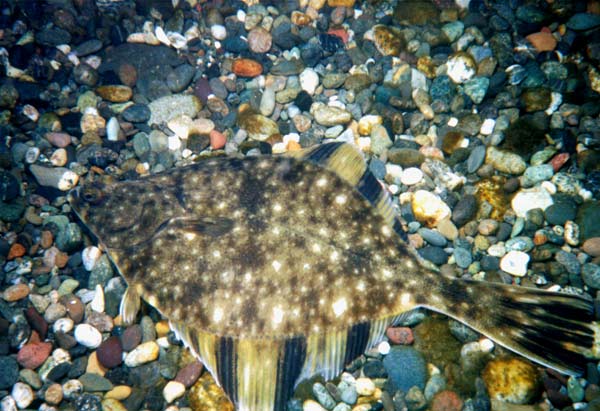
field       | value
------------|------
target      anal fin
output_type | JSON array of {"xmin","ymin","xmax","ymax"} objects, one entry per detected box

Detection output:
[{"xmin": 119, "ymin": 285, "xmax": 141, "ymax": 326}]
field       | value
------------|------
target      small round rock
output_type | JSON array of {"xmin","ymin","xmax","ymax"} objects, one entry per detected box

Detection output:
[
  {"xmin": 74, "ymin": 323, "xmax": 102, "ymax": 348},
  {"xmin": 163, "ymin": 381, "xmax": 186, "ymax": 403},
  {"xmin": 401, "ymin": 167, "xmax": 423, "ymax": 186}
]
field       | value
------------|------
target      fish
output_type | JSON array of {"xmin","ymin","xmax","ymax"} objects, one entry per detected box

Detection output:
[{"xmin": 69, "ymin": 142, "xmax": 600, "ymax": 411}]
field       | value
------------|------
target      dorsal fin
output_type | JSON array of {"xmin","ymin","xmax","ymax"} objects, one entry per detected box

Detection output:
[{"xmin": 286, "ymin": 142, "xmax": 407, "ymax": 241}]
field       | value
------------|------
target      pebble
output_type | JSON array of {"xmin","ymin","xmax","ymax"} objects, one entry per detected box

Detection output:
[
  {"xmin": 105, "ymin": 385, "xmax": 132, "ymax": 400},
  {"xmin": 163, "ymin": 380, "xmax": 186, "ymax": 403},
  {"xmin": 583, "ymin": 238, "xmax": 600, "ymax": 257},
  {"xmin": 210, "ymin": 24, "xmax": 227, "ymax": 40},
  {"xmin": 355, "ymin": 378, "xmax": 376, "ymax": 396},
  {"xmin": 148, "ymin": 94, "xmax": 202, "ymax": 126},
  {"xmin": 383, "ymin": 346, "xmax": 427, "ymax": 393},
  {"xmin": 486, "ymin": 147, "xmax": 526, "ymax": 175},
  {"xmin": 17, "ymin": 341, "xmax": 52, "ymax": 369},
  {"xmin": 74, "ymin": 323, "xmax": 102, "ymax": 348},
  {"xmin": 44, "ymin": 383, "xmax": 63, "ymax": 405},
  {"xmin": 96, "ymin": 336, "xmax": 123, "ymax": 369},
  {"xmin": 232, "ymin": 58, "xmax": 263, "ymax": 78},
  {"xmin": 412, "ymin": 190, "xmax": 451, "ymax": 228},
  {"xmin": 300, "ymin": 68, "xmax": 320, "ymax": 95},
  {"xmin": 431, "ymin": 390, "xmax": 463, "ymax": 411},
  {"xmin": 124, "ymin": 341, "xmax": 159, "ymax": 367},
  {"xmin": 312, "ymin": 382, "xmax": 336, "ymax": 409},
  {"xmin": 2, "ymin": 283, "xmax": 30, "ymax": 302},
  {"xmin": 311, "ymin": 103, "xmax": 352, "ymax": 126},
  {"xmin": 248, "ymin": 27, "xmax": 272, "ymax": 53},
  {"xmin": 175, "ymin": 361, "xmax": 203, "ymax": 388},
  {"xmin": 511, "ymin": 187, "xmax": 554, "ymax": 218},
  {"xmin": 500, "ymin": 251, "xmax": 530, "ymax": 277},
  {"xmin": 11, "ymin": 382, "xmax": 34, "ymax": 409},
  {"xmin": 483, "ymin": 358, "xmax": 541, "ymax": 404},
  {"xmin": 106, "ymin": 117, "xmax": 120, "ymax": 142},
  {"xmin": 96, "ymin": 85, "xmax": 133, "ymax": 103},
  {"xmin": 101, "ymin": 398, "xmax": 128, "ymax": 411},
  {"xmin": 29, "ymin": 164, "xmax": 79, "ymax": 191},
  {"xmin": 45, "ymin": 131, "xmax": 72, "ymax": 148},
  {"xmin": 386, "ymin": 326, "xmax": 414, "ymax": 345},
  {"xmin": 304, "ymin": 399, "xmax": 327, "ymax": 411},
  {"xmin": 79, "ymin": 372, "xmax": 113, "ymax": 392},
  {"xmin": 446, "ymin": 52, "xmax": 476, "ymax": 83}
]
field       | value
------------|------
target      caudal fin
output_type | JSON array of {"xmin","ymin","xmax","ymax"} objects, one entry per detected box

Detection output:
[{"xmin": 425, "ymin": 278, "xmax": 599, "ymax": 376}]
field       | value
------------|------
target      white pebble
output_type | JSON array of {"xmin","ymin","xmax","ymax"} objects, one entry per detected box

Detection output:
[
  {"xmin": 236, "ymin": 9, "xmax": 246, "ymax": 22},
  {"xmin": 487, "ymin": 244, "xmax": 506, "ymax": 258},
  {"xmin": 91, "ymin": 284, "xmax": 105, "ymax": 313},
  {"xmin": 400, "ymin": 167, "xmax": 423, "ymax": 186},
  {"xmin": 511, "ymin": 186, "xmax": 554, "ymax": 218},
  {"xmin": 303, "ymin": 400, "xmax": 327, "ymax": 411},
  {"xmin": 25, "ymin": 147, "xmax": 40, "ymax": 164},
  {"xmin": 163, "ymin": 381, "xmax": 186, "ymax": 403},
  {"xmin": 11, "ymin": 382, "xmax": 34, "ymax": 409},
  {"xmin": 29, "ymin": 165, "xmax": 79, "ymax": 191},
  {"xmin": 53, "ymin": 317, "xmax": 74, "ymax": 334},
  {"xmin": 155, "ymin": 26, "xmax": 171, "ymax": 46},
  {"xmin": 106, "ymin": 117, "xmax": 120, "ymax": 141},
  {"xmin": 210, "ymin": 24, "xmax": 227, "ymax": 40},
  {"xmin": 168, "ymin": 135, "xmax": 181, "ymax": 151},
  {"xmin": 355, "ymin": 377, "xmax": 376, "ymax": 396},
  {"xmin": 62, "ymin": 379, "xmax": 83, "ymax": 399},
  {"xmin": 74, "ymin": 323, "xmax": 102, "ymax": 348},
  {"xmin": 0, "ymin": 396, "xmax": 17, "ymax": 411},
  {"xmin": 124, "ymin": 341, "xmax": 160, "ymax": 367},
  {"xmin": 299, "ymin": 68, "xmax": 319, "ymax": 95},
  {"xmin": 480, "ymin": 118, "xmax": 495, "ymax": 135},
  {"xmin": 385, "ymin": 163, "xmax": 403, "ymax": 181},
  {"xmin": 500, "ymin": 250, "xmax": 530, "ymax": 277},
  {"xmin": 81, "ymin": 246, "xmax": 101, "ymax": 271},
  {"xmin": 479, "ymin": 338, "xmax": 495, "ymax": 353},
  {"xmin": 377, "ymin": 340, "xmax": 390, "ymax": 355}
]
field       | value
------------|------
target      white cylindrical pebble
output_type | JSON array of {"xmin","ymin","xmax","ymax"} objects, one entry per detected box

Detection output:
[
  {"xmin": 74, "ymin": 323, "xmax": 102, "ymax": 348},
  {"xmin": 106, "ymin": 117, "xmax": 120, "ymax": 141},
  {"xmin": 400, "ymin": 167, "xmax": 423, "ymax": 186},
  {"xmin": 500, "ymin": 250, "xmax": 530, "ymax": 277},
  {"xmin": 82, "ymin": 246, "xmax": 101, "ymax": 271},
  {"xmin": 11, "ymin": 382, "xmax": 34, "ymax": 409},
  {"xmin": 163, "ymin": 381, "xmax": 186, "ymax": 403},
  {"xmin": 25, "ymin": 147, "xmax": 40, "ymax": 164},
  {"xmin": 91, "ymin": 284, "xmax": 105, "ymax": 313}
]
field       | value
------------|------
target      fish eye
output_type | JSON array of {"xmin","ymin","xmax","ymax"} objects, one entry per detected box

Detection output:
[{"xmin": 81, "ymin": 187, "xmax": 103, "ymax": 204}]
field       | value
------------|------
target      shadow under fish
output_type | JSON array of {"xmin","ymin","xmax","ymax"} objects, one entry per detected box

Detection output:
[{"xmin": 68, "ymin": 142, "xmax": 600, "ymax": 411}]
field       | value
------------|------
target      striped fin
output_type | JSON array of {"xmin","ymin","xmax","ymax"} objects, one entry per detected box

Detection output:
[
  {"xmin": 287, "ymin": 142, "xmax": 406, "ymax": 240},
  {"xmin": 119, "ymin": 285, "xmax": 141, "ymax": 326}
]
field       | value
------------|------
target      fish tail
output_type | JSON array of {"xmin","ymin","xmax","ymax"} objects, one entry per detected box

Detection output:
[{"xmin": 423, "ymin": 277, "xmax": 599, "ymax": 376}]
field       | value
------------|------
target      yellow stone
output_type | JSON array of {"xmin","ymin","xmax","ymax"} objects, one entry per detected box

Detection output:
[
  {"xmin": 101, "ymin": 398, "xmax": 128, "ymax": 411},
  {"xmin": 189, "ymin": 372, "xmax": 234, "ymax": 411},
  {"xmin": 86, "ymin": 351, "xmax": 107, "ymax": 376},
  {"xmin": 327, "ymin": 0, "xmax": 355, "ymax": 6},
  {"xmin": 590, "ymin": 67, "xmax": 600, "ymax": 94},
  {"xmin": 370, "ymin": 25, "xmax": 405, "ymax": 56},
  {"xmin": 357, "ymin": 115, "xmax": 382, "ymax": 135},
  {"xmin": 105, "ymin": 385, "xmax": 132, "ymax": 401},
  {"xmin": 483, "ymin": 358, "xmax": 541, "ymax": 404},
  {"xmin": 411, "ymin": 190, "xmax": 451, "ymax": 228},
  {"xmin": 96, "ymin": 85, "xmax": 133, "ymax": 103},
  {"xmin": 155, "ymin": 320, "xmax": 170, "ymax": 338}
]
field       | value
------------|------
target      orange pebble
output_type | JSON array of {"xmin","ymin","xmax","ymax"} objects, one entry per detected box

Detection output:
[
  {"xmin": 8, "ymin": 243, "xmax": 26, "ymax": 260},
  {"xmin": 232, "ymin": 58, "xmax": 263, "ymax": 78}
]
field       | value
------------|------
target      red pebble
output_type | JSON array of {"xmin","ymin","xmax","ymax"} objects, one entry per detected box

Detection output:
[
  {"xmin": 386, "ymin": 326, "xmax": 414, "ymax": 345},
  {"xmin": 327, "ymin": 28, "xmax": 349, "ymax": 44},
  {"xmin": 550, "ymin": 152, "xmax": 569, "ymax": 172},
  {"xmin": 17, "ymin": 341, "xmax": 52, "ymax": 369},
  {"xmin": 431, "ymin": 390, "xmax": 464, "ymax": 411},
  {"xmin": 96, "ymin": 336, "xmax": 123, "ymax": 368},
  {"xmin": 25, "ymin": 306, "xmax": 48, "ymax": 339},
  {"xmin": 175, "ymin": 361, "xmax": 204, "ymax": 388},
  {"xmin": 210, "ymin": 130, "xmax": 227, "ymax": 150}
]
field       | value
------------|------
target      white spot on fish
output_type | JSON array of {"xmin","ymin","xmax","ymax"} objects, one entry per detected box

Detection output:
[
  {"xmin": 356, "ymin": 281, "xmax": 366, "ymax": 292},
  {"xmin": 335, "ymin": 194, "xmax": 347, "ymax": 205},
  {"xmin": 332, "ymin": 297, "xmax": 348, "ymax": 317},
  {"xmin": 381, "ymin": 225, "xmax": 391, "ymax": 237},
  {"xmin": 212, "ymin": 250, "xmax": 221, "ymax": 258},
  {"xmin": 312, "ymin": 244, "xmax": 321, "ymax": 253},
  {"xmin": 213, "ymin": 307, "xmax": 224, "ymax": 323},
  {"xmin": 330, "ymin": 251, "xmax": 339, "ymax": 262},
  {"xmin": 316, "ymin": 177, "xmax": 327, "ymax": 187},
  {"xmin": 272, "ymin": 306, "xmax": 284, "ymax": 326},
  {"xmin": 272, "ymin": 260, "xmax": 282, "ymax": 272},
  {"xmin": 273, "ymin": 203, "xmax": 283, "ymax": 212},
  {"xmin": 184, "ymin": 232, "xmax": 196, "ymax": 241},
  {"xmin": 382, "ymin": 268, "xmax": 393, "ymax": 279}
]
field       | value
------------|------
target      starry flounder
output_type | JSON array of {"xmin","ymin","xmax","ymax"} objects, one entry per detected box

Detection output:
[{"xmin": 69, "ymin": 142, "xmax": 600, "ymax": 411}]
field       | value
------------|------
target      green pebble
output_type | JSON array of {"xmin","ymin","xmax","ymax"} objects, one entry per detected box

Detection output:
[
  {"xmin": 58, "ymin": 279, "xmax": 80, "ymax": 297},
  {"xmin": 567, "ymin": 376, "xmax": 585, "ymax": 403}
]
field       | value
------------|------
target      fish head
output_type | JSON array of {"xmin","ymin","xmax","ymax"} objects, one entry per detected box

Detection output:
[{"xmin": 68, "ymin": 181, "xmax": 108, "ymax": 223}]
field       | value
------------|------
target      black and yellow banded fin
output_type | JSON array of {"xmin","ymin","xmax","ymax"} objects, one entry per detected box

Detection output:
[
  {"xmin": 425, "ymin": 278, "xmax": 600, "ymax": 376},
  {"xmin": 287, "ymin": 142, "xmax": 406, "ymax": 241}
]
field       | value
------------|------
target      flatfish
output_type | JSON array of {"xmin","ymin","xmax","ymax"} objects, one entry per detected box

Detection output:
[{"xmin": 69, "ymin": 142, "xmax": 599, "ymax": 411}]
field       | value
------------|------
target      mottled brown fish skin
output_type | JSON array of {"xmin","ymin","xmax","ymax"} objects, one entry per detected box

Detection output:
[{"xmin": 70, "ymin": 156, "xmax": 429, "ymax": 339}]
